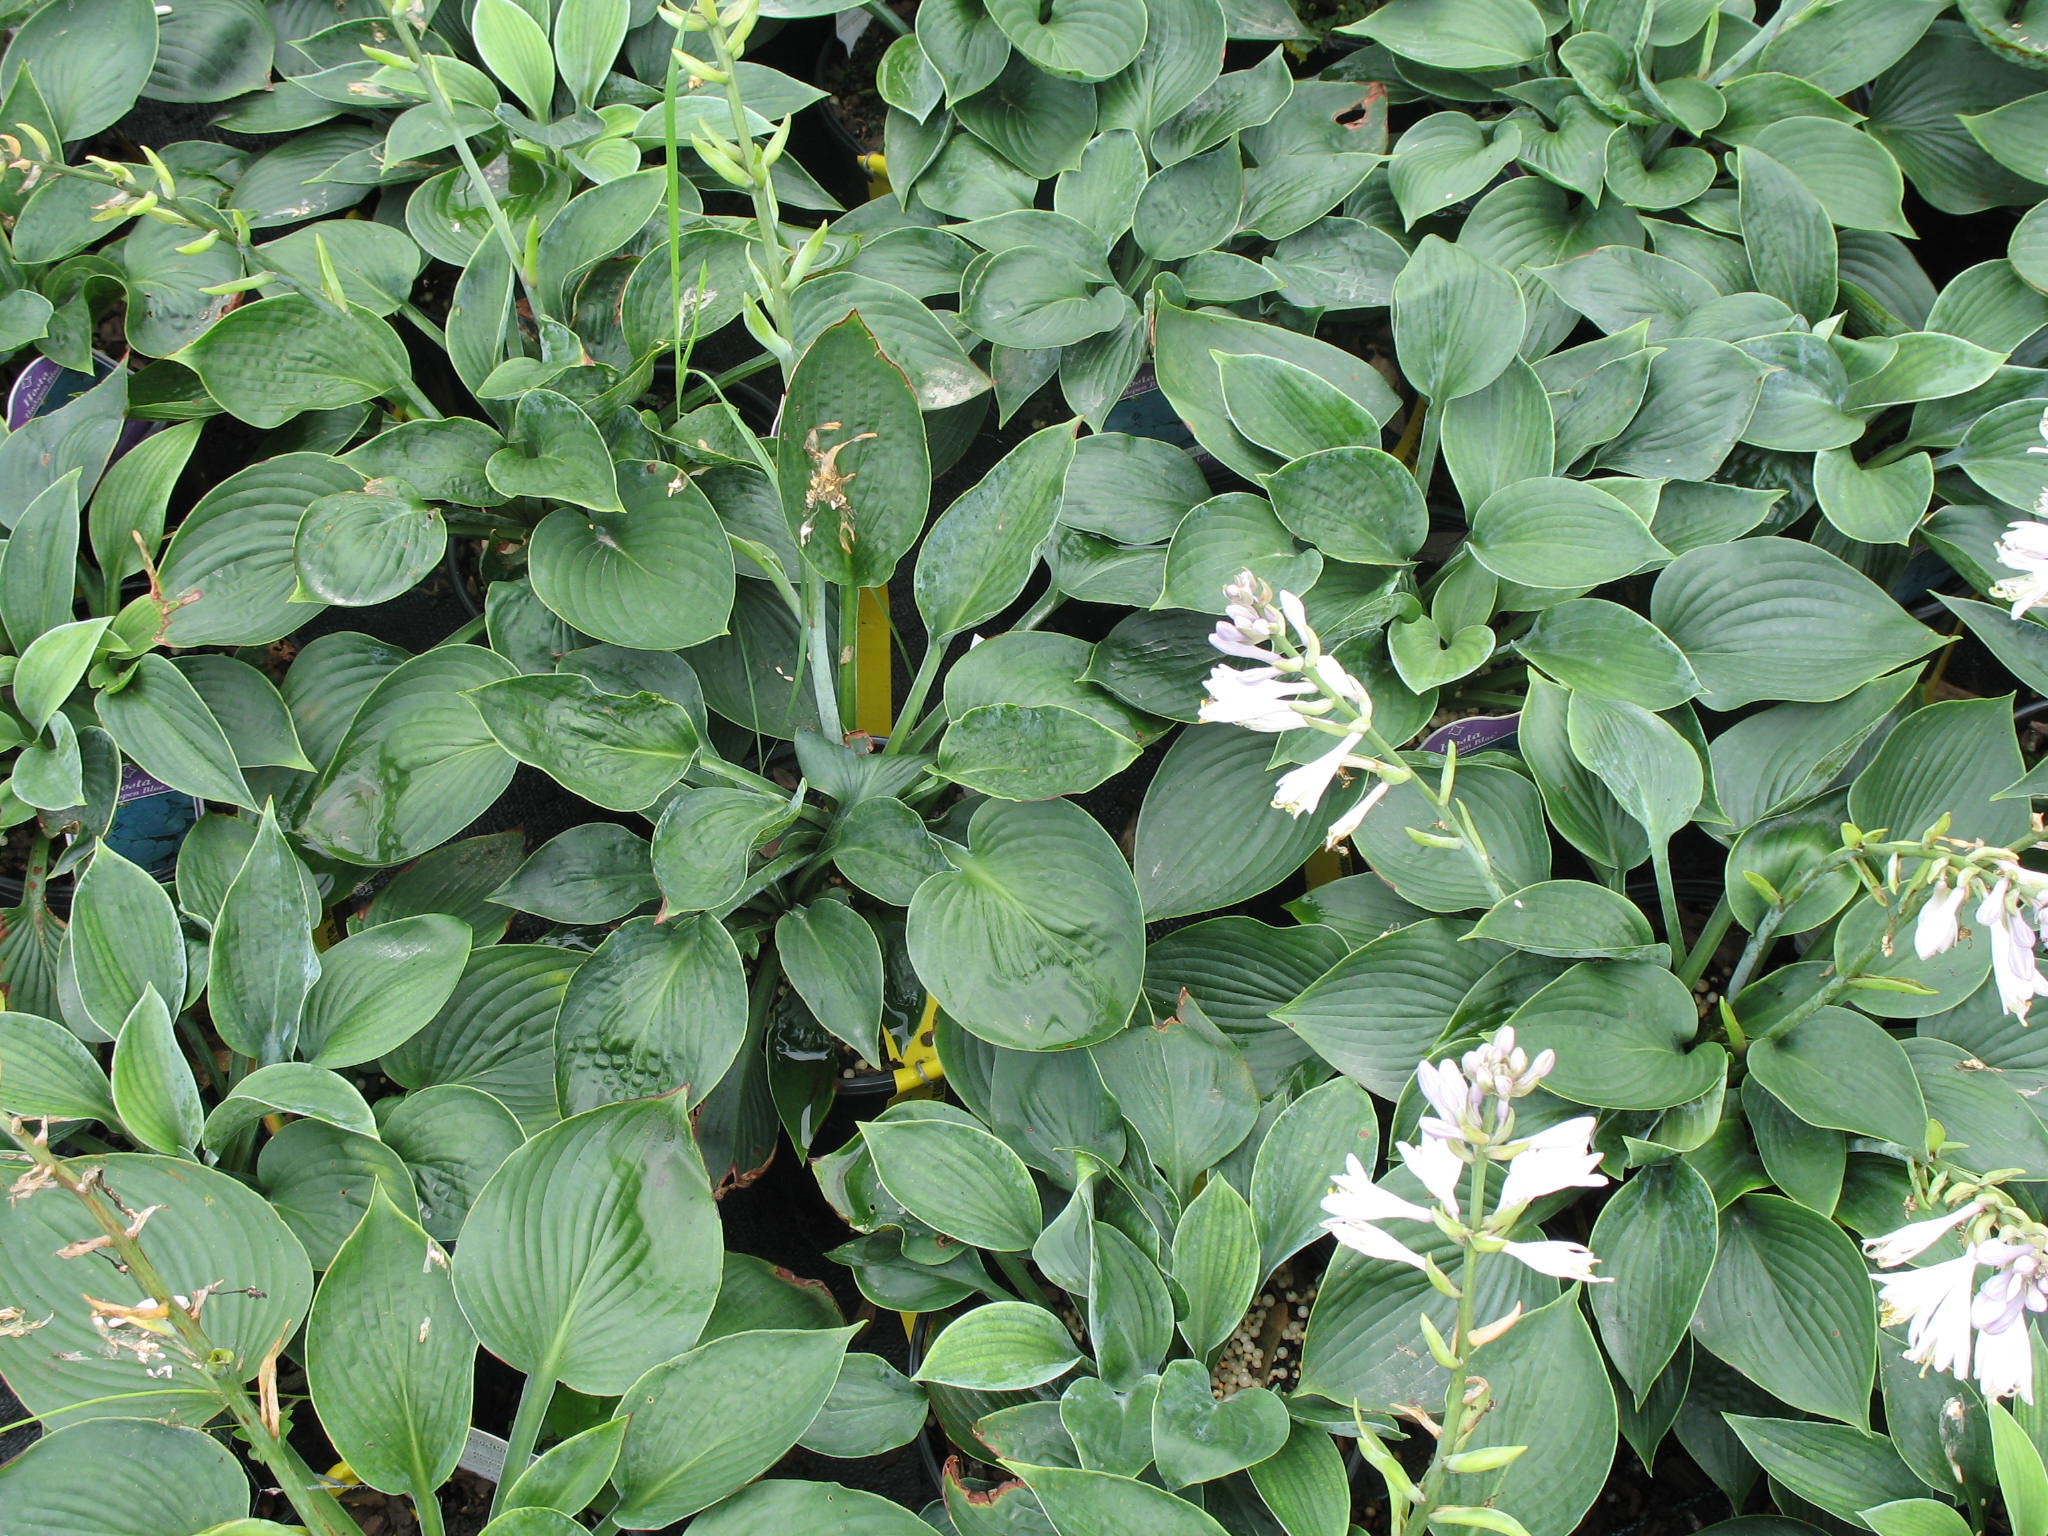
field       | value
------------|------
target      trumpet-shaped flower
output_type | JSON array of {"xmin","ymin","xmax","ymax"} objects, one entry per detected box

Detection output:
[
  {"xmin": 1873, "ymin": 1256, "xmax": 1979, "ymax": 1380},
  {"xmin": 1862, "ymin": 1202, "xmax": 1982, "ymax": 1267},
  {"xmin": 1979, "ymin": 881, "xmax": 2048, "ymax": 1022},
  {"xmin": 1198, "ymin": 664, "xmax": 1319, "ymax": 732},
  {"xmin": 1494, "ymin": 1118, "xmax": 1607, "ymax": 1211},
  {"xmin": 1323, "ymin": 779, "xmax": 1391, "ymax": 850},
  {"xmin": 1976, "ymin": 1314, "xmax": 2036, "ymax": 1403},
  {"xmin": 1396, "ymin": 1134, "xmax": 1465, "ymax": 1216},
  {"xmin": 1273, "ymin": 733, "xmax": 1368, "ymax": 818},
  {"xmin": 1867, "ymin": 1214, "xmax": 2048, "ymax": 1401},
  {"xmin": 1914, "ymin": 878, "xmax": 1970, "ymax": 961},
  {"xmin": 1993, "ymin": 516, "xmax": 2048, "ymax": 621},
  {"xmin": 1321, "ymin": 1154, "xmax": 1432, "ymax": 1270},
  {"xmin": 1499, "ymin": 1239, "xmax": 1607, "ymax": 1283}
]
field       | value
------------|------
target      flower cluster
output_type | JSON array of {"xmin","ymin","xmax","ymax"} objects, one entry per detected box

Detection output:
[
  {"xmin": 1912, "ymin": 854, "xmax": 2048, "ymax": 1023},
  {"xmin": 1867, "ymin": 1197, "xmax": 2047, "ymax": 1403},
  {"xmin": 1990, "ymin": 405, "xmax": 2048, "ymax": 620},
  {"xmin": 1200, "ymin": 571, "xmax": 1408, "ymax": 849},
  {"xmin": 1320, "ymin": 1028, "xmax": 1608, "ymax": 1286}
]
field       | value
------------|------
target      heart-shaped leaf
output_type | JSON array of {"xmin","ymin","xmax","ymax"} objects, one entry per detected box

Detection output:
[{"xmin": 1150, "ymin": 1357, "xmax": 1289, "ymax": 1488}]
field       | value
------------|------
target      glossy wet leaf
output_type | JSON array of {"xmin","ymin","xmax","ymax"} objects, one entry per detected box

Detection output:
[
  {"xmin": 554, "ymin": 914, "xmax": 748, "ymax": 1115},
  {"xmin": 293, "ymin": 485, "xmax": 447, "ymax": 607}
]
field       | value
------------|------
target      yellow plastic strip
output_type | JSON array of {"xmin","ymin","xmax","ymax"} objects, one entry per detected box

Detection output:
[
  {"xmin": 1302, "ymin": 847, "xmax": 1346, "ymax": 888},
  {"xmin": 857, "ymin": 151, "xmax": 892, "ymax": 201},
  {"xmin": 887, "ymin": 992, "xmax": 946, "ymax": 1097},
  {"xmin": 889, "ymin": 993, "xmax": 947, "ymax": 1341},
  {"xmin": 856, "ymin": 584, "xmax": 893, "ymax": 739}
]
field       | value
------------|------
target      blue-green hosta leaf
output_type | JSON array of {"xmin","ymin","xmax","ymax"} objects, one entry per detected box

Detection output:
[
  {"xmin": 177, "ymin": 294, "xmax": 412, "ymax": 429},
  {"xmin": 553, "ymin": 914, "xmax": 748, "ymax": 1115},
  {"xmin": 610, "ymin": 1326, "xmax": 858, "ymax": 1525},
  {"xmin": 0, "ymin": 1419, "xmax": 248, "ymax": 1536},
  {"xmin": 983, "ymin": 0, "xmax": 1147, "ymax": 81},
  {"xmin": 293, "ymin": 485, "xmax": 447, "ymax": 607},
  {"xmin": 307, "ymin": 1189, "xmax": 474, "ymax": 1500},
  {"xmin": 301, "ymin": 646, "xmax": 519, "ymax": 866},
  {"xmin": 466, "ymin": 672, "xmax": 700, "ymax": 812},
  {"xmin": 1692, "ymin": 1196, "xmax": 1878, "ymax": 1426},
  {"xmin": 1651, "ymin": 538, "xmax": 1940, "ymax": 710},
  {"xmin": 909, "ymin": 797, "xmax": 1144, "ymax": 1050},
  {"xmin": 452, "ymin": 1096, "xmax": 721, "ymax": 1395},
  {"xmin": 1336, "ymin": 0, "xmax": 1548, "ymax": 68}
]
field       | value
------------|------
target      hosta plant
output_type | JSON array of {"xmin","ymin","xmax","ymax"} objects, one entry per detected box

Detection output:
[{"xmin": 9, "ymin": 0, "xmax": 2048, "ymax": 1533}]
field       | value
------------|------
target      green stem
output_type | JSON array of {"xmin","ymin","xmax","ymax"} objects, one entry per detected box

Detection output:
[
  {"xmin": 883, "ymin": 638, "xmax": 948, "ymax": 756},
  {"xmin": 837, "ymin": 582, "xmax": 859, "ymax": 732},
  {"xmin": 677, "ymin": 352, "xmax": 783, "ymax": 413},
  {"xmin": 438, "ymin": 613, "xmax": 489, "ymax": 648},
  {"xmin": 174, "ymin": 1014, "xmax": 227, "ymax": 1098},
  {"xmin": 394, "ymin": 376, "xmax": 442, "ymax": 421},
  {"xmin": 1758, "ymin": 927, "xmax": 1885, "ymax": 1044},
  {"xmin": 411, "ymin": 1483, "xmax": 448, "ymax": 1536},
  {"xmin": 706, "ymin": 9, "xmax": 796, "ymax": 359},
  {"xmin": 4, "ymin": 1129, "xmax": 361, "ymax": 1536},
  {"xmin": 1362, "ymin": 726, "xmax": 1507, "ymax": 903},
  {"xmin": 663, "ymin": 44, "xmax": 691, "ymax": 424},
  {"xmin": 1676, "ymin": 894, "xmax": 1734, "ymax": 989},
  {"xmin": 1706, "ymin": 0, "xmax": 1823, "ymax": 85},
  {"xmin": 399, "ymin": 44, "xmax": 538, "ymax": 308},
  {"xmin": 490, "ymin": 1364, "xmax": 558, "ymax": 1519},
  {"xmin": 398, "ymin": 301, "xmax": 448, "ymax": 350},
  {"xmin": 802, "ymin": 570, "xmax": 843, "ymax": 740},
  {"xmin": 1651, "ymin": 843, "xmax": 1684, "ymax": 954},
  {"xmin": 1412, "ymin": 402, "xmax": 1442, "ymax": 499},
  {"xmin": 1406, "ymin": 1156, "xmax": 1490, "ymax": 1536},
  {"xmin": 1015, "ymin": 586, "xmax": 1065, "ymax": 633}
]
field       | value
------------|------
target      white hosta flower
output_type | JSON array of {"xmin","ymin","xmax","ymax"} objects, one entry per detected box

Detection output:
[
  {"xmin": 1992, "ymin": 518, "xmax": 2048, "ymax": 621},
  {"xmin": 1397, "ymin": 1134, "xmax": 1465, "ymax": 1216},
  {"xmin": 1971, "ymin": 1240, "xmax": 2046, "ymax": 1402},
  {"xmin": 1499, "ymin": 1238, "xmax": 1608, "ymax": 1283},
  {"xmin": 1273, "ymin": 733, "xmax": 1367, "ymax": 818},
  {"xmin": 1976, "ymin": 1316, "xmax": 2036, "ymax": 1403},
  {"xmin": 1863, "ymin": 1202, "xmax": 1983, "ymax": 1268},
  {"xmin": 1979, "ymin": 882, "xmax": 2048, "ymax": 1022},
  {"xmin": 1914, "ymin": 878, "xmax": 1970, "ymax": 961},
  {"xmin": 1198, "ymin": 664, "xmax": 1319, "ymax": 732},
  {"xmin": 1873, "ymin": 1256, "xmax": 1979, "ymax": 1380},
  {"xmin": 1415, "ymin": 1059, "xmax": 1482, "ymax": 1144},
  {"xmin": 1495, "ymin": 1117, "xmax": 1607, "ymax": 1211},
  {"xmin": 1309, "ymin": 652, "xmax": 1373, "ymax": 719},
  {"xmin": 1465, "ymin": 1026, "xmax": 1555, "ymax": 1103},
  {"xmin": 1323, "ymin": 778, "xmax": 1390, "ymax": 850},
  {"xmin": 1320, "ymin": 1155, "xmax": 1431, "ymax": 1270}
]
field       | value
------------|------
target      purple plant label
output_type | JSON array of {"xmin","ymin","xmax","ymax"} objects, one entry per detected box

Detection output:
[
  {"xmin": 6, "ymin": 355, "xmax": 59, "ymax": 429},
  {"xmin": 118, "ymin": 765, "xmax": 175, "ymax": 802},
  {"xmin": 1421, "ymin": 713, "xmax": 1520, "ymax": 755}
]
